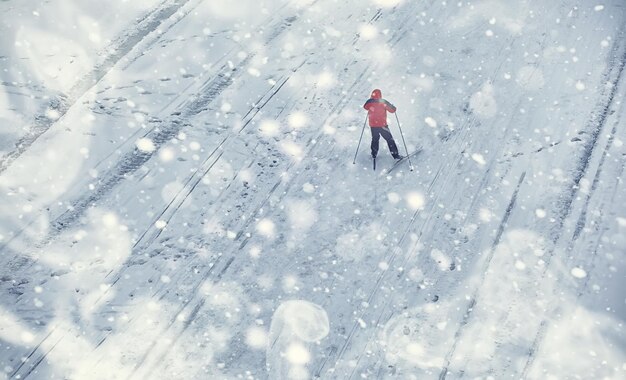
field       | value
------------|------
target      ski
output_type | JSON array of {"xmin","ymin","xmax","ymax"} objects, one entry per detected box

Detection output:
[
  {"xmin": 385, "ymin": 148, "xmax": 422, "ymax": 174},
  {"xmin": 373, "ymin": 156, "xmax": 376, "ymax": 171}
]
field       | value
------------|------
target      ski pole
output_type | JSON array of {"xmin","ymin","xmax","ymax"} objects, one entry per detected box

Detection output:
[
  {"xmin": 395, "ymin": 113, "xmax": 414, "ymax": 171},
  {"xmin": 352, "ymin": 114, "xmax": 368, "ymax": 164}
]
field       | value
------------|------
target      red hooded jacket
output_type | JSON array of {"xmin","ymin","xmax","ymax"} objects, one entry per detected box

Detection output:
[{"xmin": 363, "ymin": 89, "xmax": 396, "ymax": 127}]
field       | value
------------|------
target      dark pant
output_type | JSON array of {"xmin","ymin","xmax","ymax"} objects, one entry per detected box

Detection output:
[{"xmin": 371, "ymin": 126, "xmax": 398, "ymax": 157}]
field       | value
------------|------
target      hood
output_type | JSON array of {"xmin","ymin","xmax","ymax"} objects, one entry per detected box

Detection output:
[{"xmin": 370, "ymin": 89, "xmax": 382, "ymax": 99}]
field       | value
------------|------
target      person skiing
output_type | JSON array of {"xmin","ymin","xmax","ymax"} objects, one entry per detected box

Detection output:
[{"xmin": 363, "ymin": 89, "xmax": 401, "ymax": 160}]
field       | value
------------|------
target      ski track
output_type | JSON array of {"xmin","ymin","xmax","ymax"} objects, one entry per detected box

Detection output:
[
  {"xmin": 333, "ymin": 81, "xmax": 471, "ymax": 378},
  {"xmin": 45, "ymin": 58, "xmax": 248, "ymax": 238},
  {"xmin": 7, "ymin": 328, "xmax": 55, "ymax": 379},
  {"xmin": 435, "ymin": 20, "xmax": 626, "ymax": 380},
  {"xmin": 571, "ymin": 124, "xmax": 617, "ymax": 242},
  {"xmin": 111, "ymin": 3, "xmax": 428, "ymax": 375},
  {"xmin": 433, "ymin": 18, "xmax": 626, "ymax": 380},
  {"xmin": 338, "ymin": 100, "xmax": 519, "ymax": 376},
  {"xmin": 0, "ymin": 7, "xmax": 302, "ymax": 273},
  {"xmin": 124, "ymin": 62, "xmax": 376, "ymax": 378},
  {"xmin": 437, "ymin": 171, "xmax": 526, "ymax": 380},
  {"xmin": 0, "ymin": 0, "xmax": 203, "ymax": 175},
  {"xmin": 4, "ymin": 2, "xmax": 382, "ymax": 377},
  {"xmin": 327, "ymin": 23, "xmax": 528, "ymax": 377},
  {"xmin": 130, "ymin": 75, "xmax": 294, "ymax": 252},
  {"xmin": 427, "ymin": 67, "xmax": 533, "ymax": 380},
  {"xmin": 0, "ymin": 0, "xmax": 227, "ymax": 256},
  {"xmin": 519, "ymin": 30, "xmax": 626, "ymax": 379},
  {"xmin": 379, "ymin": 97, "xmax": 527, "ymax": 379},
  {"xmin": 314, "ymin": 6, "xmax": 486, "ymax": 374},
  {"xmin": 3, "ymin": 5, "xmax": 311, "ymax": 378},
  {"xmin": 0, "ymin": 2, "xmax": 297, "ymax": 262},
  {"xmin": 574, "ymin": 82, "xmax": 626, "ymax": 299},
  {"xmin": 327, "ymin": 1, "xmax": 622, "ymax": 377},
  {"xmin": 3, "ymin": 1, "xmax": 625, "ymax": 379},
  {"xmin": 131, "ymin": 70, "xmax": 296, "ymax": 250},
  {"xmin": 548, "ymin": 33, "xmax": 626, "ymax": 247},
  {"xmin": 574, "ymin": 142, "xmax": 626, "ymax": 300}
]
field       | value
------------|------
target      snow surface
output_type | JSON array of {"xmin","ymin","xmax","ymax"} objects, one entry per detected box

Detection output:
[{"xmin": 0, "ymin": 0, "xmax": 625, "ymax": 379}]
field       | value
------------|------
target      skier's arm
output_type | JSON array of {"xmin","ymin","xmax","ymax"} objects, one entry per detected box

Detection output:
[
  {"xmin": 364, "ymin": 98, "xmax": 376, "ymax": 110},
  {"xmin": 384, "ymin": 100, "xmax": 397, "ymax": 113}
]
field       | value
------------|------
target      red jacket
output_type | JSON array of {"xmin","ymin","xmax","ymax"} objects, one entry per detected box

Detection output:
[{"xmin": 363, "ymin": 89, "xmax": 396, "ymax": 127}]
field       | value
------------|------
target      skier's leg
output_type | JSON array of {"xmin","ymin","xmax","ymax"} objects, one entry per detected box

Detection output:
[
  {"xmin": 381, "ymin": 127, "xmax": 399, "ymax": 157},
  {"xmin": 370, "ymin": 128, "xmax": 381, "ymax": 158}
]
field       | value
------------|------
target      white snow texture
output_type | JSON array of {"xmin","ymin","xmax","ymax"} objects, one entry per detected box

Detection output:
[{"xmin": 0, "ymin": 0, "xmax": 625, "ymax": 379}]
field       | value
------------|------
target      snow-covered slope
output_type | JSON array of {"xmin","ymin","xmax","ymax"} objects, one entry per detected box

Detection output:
[{"xmin": 1, "ymin": 0, "xmax": 625, "ymax": 379}]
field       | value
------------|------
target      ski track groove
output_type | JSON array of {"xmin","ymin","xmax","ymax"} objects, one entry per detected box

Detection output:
[
  {"xmin": 519, "ymin": 32, "xmax": 626, "ymax": 379},
  {"xmin": 352, "ymin": 8, "xmax": 383, "ymax": 45},
  {"xmin": 134, "ymin": 147, "xmax": 226, "ymax": 248},
  {"xmin": 359, "ymin": 5, "xmax": 596, "ymax": 378},
  {"xmin": 438, "ymin": 171, "xmax": 526, "ymax": 380},
  {"xmin": 8, "ymin": 328, "xmax": 55, "ymax": 379},
  {"xmin": 573, "ymin": 147, "xmax": 625, "ymax": 299},
  {"xmin": 1, "ymin": 7, "xmax": 308, "ymax": 375},
  {"xmin": 336, "ymin": 30, "xmax": 521, "ymax": 374},
  {"xmin": 1, "ymin": 10, "xmax": 299, "ymax": 261},
  {"xmin": 42, "ymin": 57, "xmax": 251, "ymax": 244},
  {"xmin": 5, "ymin": 1, "xmax": 619, "ymax": 378},
  {"xmin": 574, "ymin": 127, "xmax": 626, "ymax": 299},
  {"xmin": 323, "ymin": 7, "xmax": 490, "ymax": 377},
  {"xmin": 88, "ymin": 47, "xmax": 238, "ymax": 172},
  {"xmin": 22, "ymin": 6, "xmax": 325, "ymax": 374},
  {"xmin": 18, "ymin": 336, "xmax": 63, "ymax": 380},
  {"xmin": 63, "ymin": 69, "xmax": 299, "ymax": 372},
  {"xmin": 86, "ymin": 75, "xmax": 314, "ymax": 380},
  {"xmin": 0, "ymin": 8, "xmax": 298, "ymax": 257},
  {"xmin": 128, "ymin": 74, "xmax": 293, "ymax": 253},
  {"xmin": 348, "ymin": 109, "xmax": 517, "ymax": 376},
  {"xmin": 437, "ymin": 22, "xmax": 624, "ymax": 380},
  {"xmin": 128, "ymin": 292, "xmax": 206, "ymax": 380},
  {"xmin": 107, "ymin": 72, "xmax": 294, "ymax": 260},
  {"xmin": 545, "ymin": 29, "xmax": 626, "ymax": 246},
  {"xmin": 571, "ymin": 124, "xmax": 617, "ymax": 241},
  {"xmin": 99, "ymin": 249, "xmax": 231, "ymax": 379},
  {"xmin": 0, "ymin": 0, "xmax": 200, "ymax": 175},
  {"xmin": 137, "ymin": 250, "xmax": 234, "ymax": 380},
  {"xmin": 0, "ymin": 58, "xmax": 237, "ymax": 257},
  {"xmin": 332, "ymin": 68, "xmax": 474, "ymax": 380},
  {"xmin": 343, "ymin": 70, "xmax": 525, "ymax": 376},
  {"xmin": 128, "ymin": 53, "xmax": 380, "ymax": 376}
]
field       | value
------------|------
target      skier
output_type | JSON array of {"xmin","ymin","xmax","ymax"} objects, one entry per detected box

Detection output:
[{"xmin": 363, "ymin": 89, "xmax": 401, "ymax": 160}]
